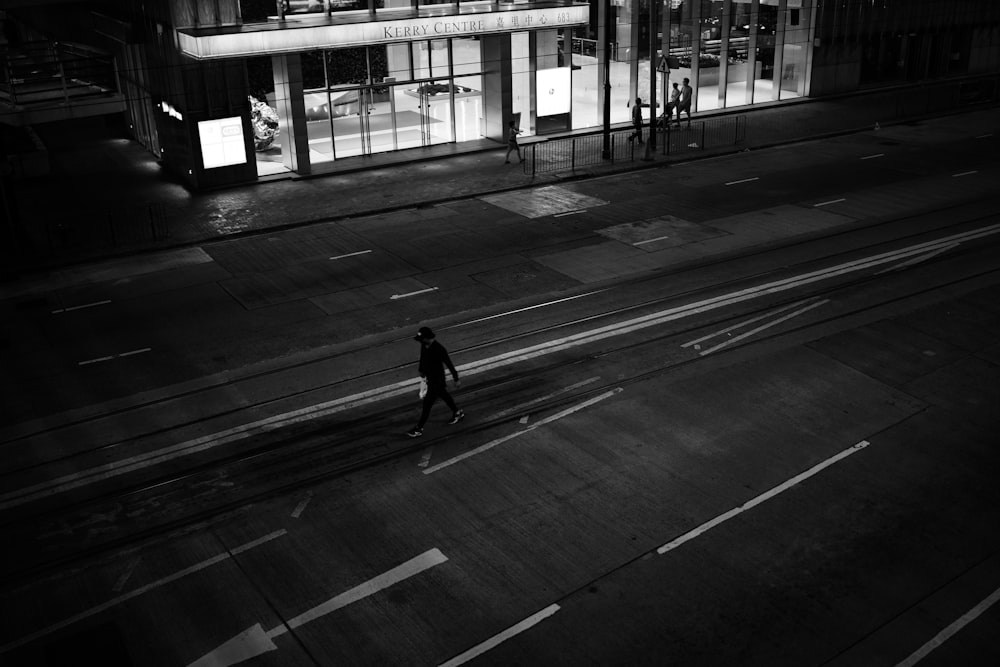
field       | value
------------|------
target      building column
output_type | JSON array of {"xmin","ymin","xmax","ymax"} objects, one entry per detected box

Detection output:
[
  {"xmin": 271, "ymin": 53, "xmax": 311, "ymax": 174},
  {"xmin": 481, "ymin": 33, "xmax": 513, "ymax": 141}
]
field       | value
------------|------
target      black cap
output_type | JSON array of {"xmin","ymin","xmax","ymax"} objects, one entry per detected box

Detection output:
[{"xmin": 414, "ymin": 326, "xmax": 435, "ymax": 342}]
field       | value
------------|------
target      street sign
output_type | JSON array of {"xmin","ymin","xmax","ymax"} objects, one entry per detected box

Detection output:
[{"xmin": 656, "ymin": 55, "xmax": 669, "ymax": 73}]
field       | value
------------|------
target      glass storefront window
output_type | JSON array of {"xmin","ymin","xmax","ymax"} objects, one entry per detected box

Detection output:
[{"xmin": 753, "ymin": 1, "xmax": 778, "ymax": 102}]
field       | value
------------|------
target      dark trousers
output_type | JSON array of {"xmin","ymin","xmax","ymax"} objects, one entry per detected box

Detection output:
[
  {"xmin": 417, "ymin": 383, "xmax": 457, "ymax": 429},
  {"xmin": 629, "ymin": 123, "xmax": 644, "ymax": 143}
]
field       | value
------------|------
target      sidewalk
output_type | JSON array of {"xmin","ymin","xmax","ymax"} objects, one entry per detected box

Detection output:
[{"xmin": 5, "ymin": 78, "xmax": 998, "ymax": 276}]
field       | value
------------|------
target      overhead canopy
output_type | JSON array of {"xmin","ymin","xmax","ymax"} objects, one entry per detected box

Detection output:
[{"xmin": 177, "ymin": 5, "xmax": 590, "ymax": 60}]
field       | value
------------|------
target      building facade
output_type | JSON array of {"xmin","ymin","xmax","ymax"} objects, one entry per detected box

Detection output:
[{"xmin": 3, "ymin": 0, "xmax": 997, "ymax": 190}]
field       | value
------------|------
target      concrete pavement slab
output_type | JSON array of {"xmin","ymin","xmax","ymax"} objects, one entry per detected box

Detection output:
[{"xmin": 596, "ymin": 214, "xmax": 726, "ymax": 248}]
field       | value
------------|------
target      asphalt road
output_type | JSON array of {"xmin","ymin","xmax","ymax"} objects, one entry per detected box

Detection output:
[{"xmin": 1, "ymin": 114, "xmax": 999, "ymax": 666}]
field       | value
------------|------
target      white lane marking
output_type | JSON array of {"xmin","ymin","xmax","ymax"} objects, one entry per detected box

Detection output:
[
  {"xmin": 975, "ymin": 134, "xmax": 993, "ymax": 139},
  {"xmin": 424, "ymin": 389, "xmax": 621, "ymax": 475},
  {"xmin": 391, "ymin": 287, "xmax": 438, "ymax": 300},
  {"xmin": 439, "ymin": 604, "xmax": 561, "ymax": 667},
  {"xmin": 418, "ymin": 451, "xmax": 432, "ymax": 468},
  {"xmin": 290, "ymin": 492, "xmax": 313, "ymax": 518},
  {"xmin": 78, "ymin": 355, "xmax": 115, "ymax": 366},
  {"xmin": 682, "ymin": 299, "xmax": 818, "ymax": 349},
  {"xmin": 952, "ymin": 170, "xmax": 978, "ymax": 177},
  {"xmin": 895, "ymin": 585, "xmax": 1000, "ymax": 667},
  {"xmin": 7, "ymin": 224, "xmax": 998, "ymax": 510},
  {"xmin": 188, "ymin": 549, "xmax": 449, "ymax": 667},
  {"xmin": 696, "ymin": 299, "xmax": 829, "ymax": 356},
  {"xmin": 875, "ymin": 243, "xmax": 959, "ymax": 275},
  {"xmin": 860, "ymin": 153, "xmax": 884, "ymax": 160},
  {"xmin": 112, "ymin": 556, "xmax": 142, "ymax": 592},
  {"xmin": 725, "ymin": 177, "xmax": 759, "ymax": 186},
  {"xmin": 553, "ymin": 210, "xmax": 585, "ymax": 217},
  {"xmin": 484, "ymin": 376, "xmax": 601, "ymax": 422},
  {"xmin": 51, "ymin": 299, "xmax": 112, "ymax": 314},
  {"xmin": 814, "ymin": 198, "xmax": 846, "ymax": 207},
  {"xmin": 78, "ymin": 348, "xmax": 152, "ymax": 366},
  {"xmin": 519, "ymin": 416, "xmax": 530, "ymax": 424},
  {"xmin": 634, "ymin": 235, "xmax": 672, "ymax": 246},
  {"xmin": 658, "ymin": 441, "xmax": 869, "ymax": 555},
  {"xmin": 453, "ymin": 290, "xmax": 609, "ymax": 327},
  {"xmin": 0, "ymin": 530, "xmax": 286, "ymax": 655},
  {"xmin": 329, "ymin": 249, "xmax": 372, "ymax": 260}
]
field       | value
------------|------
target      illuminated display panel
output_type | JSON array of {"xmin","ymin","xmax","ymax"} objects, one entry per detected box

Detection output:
[
  {"xmin": 536, "ymin": 67, "xmax": 571, "ymax": 116},
  {"xmin": 198, "ymin": 117, "xmax": 247, "ymax": 169}
]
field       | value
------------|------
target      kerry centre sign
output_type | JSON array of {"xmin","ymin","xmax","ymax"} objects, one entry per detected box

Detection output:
[{"xmin": 178, "ymin": 6, "xmax": 590, "ymax": 60}]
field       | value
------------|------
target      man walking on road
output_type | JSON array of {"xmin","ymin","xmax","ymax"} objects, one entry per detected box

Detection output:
[{"xmin": 407, "ymin": 327, "xmax": 464, "ymax": 437}]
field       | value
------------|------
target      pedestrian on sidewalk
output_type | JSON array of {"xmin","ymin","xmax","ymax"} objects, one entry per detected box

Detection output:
[
  {"xmin": 628, "ymin": 97, "xmax": 645, "ymax": 144},
  {"xmin": 504, "ymin": 120, "xmax": 524, "ymax": 164},
  {"xmin": 668, "ymin": 82, "xmax": 681, "ymax": 126},
  {"xmin": 678, "ymin": 78, "xmax": 693, "ymax": 126},
  {"xmin": 407, "ymin": 326, "xmax": 464, "ymax": 438}
]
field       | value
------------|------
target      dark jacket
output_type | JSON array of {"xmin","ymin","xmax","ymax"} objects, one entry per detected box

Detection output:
[{"xmin": 419, "ymin": 340, "xmax": 458, "ymax": 387}]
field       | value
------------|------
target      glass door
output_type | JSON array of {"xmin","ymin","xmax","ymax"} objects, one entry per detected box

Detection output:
[{"xmin": 329, "ymin": 85, "xmax": 370, "ymax": 158}]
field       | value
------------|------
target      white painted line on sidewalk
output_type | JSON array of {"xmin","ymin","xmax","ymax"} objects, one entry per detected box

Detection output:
[
  {"xmin": 483, "ymin": 376, "xmax": 602, "ymax": 422},
  {"xmin": 697, "ymin": 299, "xmax": 829, "ymax": 355},
  {"xmin": 8, "ymin": 224, "xmax": 999, "ymax": 510},
  {"xmin": 52, "ymin": 299, "xmax": 112, "ymax": 314},
  {"xmin": 454, "ymin": 290, "xmax": 609, "ymax": 327},
  {"xmin": 634, "ymin": 235, "xmax": 672, "ymax": 246},
  {"xmin": 554, "ymin": 210, "xmax": 585, "ymax": 217},
  {"xmin": 875, "ymin": 243, "xmax": 959, "ymax": 275},
  {"xmin": 657, "ymin": 441, "xmax": 869, "ymax": 555},
  {"xmin": 814, "ymin": 198, "xmax": 846, "ymax": 207},
  {"xmin": 952, "ymin": 170, "xmax": 978, "ymax": 177},
  {"xmin": 290, "ymin": 492, "xmax": 313, "ymax": 518},
  {"xmin": 391, "ymin": 286, "xmax": 438, "ymax": 300},
  {"xmin": 0, "ymin": 530, "xmax": 286, "ymax": 655},
  {"xmin": 682, "ymin": 299, "xmax": 818, "ymax": 349},
  {"xmin": 424, "ymin": 388, "xmax": 622, "ymax": 475},
  {"xmin": 896, "ymin": 585, "xmax": 1000, "ymax": 667},
  {"xmin": 329, "ymin": 249, "xmax": 372, "ymax": 260},
  {"xmin": 860, "ymin": 153, "xmax": 884, "ymax": 160},
  {"xmin": 78, "ymin": 348, "xmax": 152, "ymax": 366},
  {"xmin": 725, "ymin": 177, "xmax": 759, "ymax": 186},
  {"xmin": 439, "ymin": 604, "xmax": 561, "ymax": 667}
]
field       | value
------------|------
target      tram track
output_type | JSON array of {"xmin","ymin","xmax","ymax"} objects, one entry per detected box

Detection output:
[
  {"xmin": 1, "ymin": 199, "xmax": 997, "ymax": 490},
  {"xmin": 3, "ymin": 196, "xmax": 996, "ymax": 455},
  {"xmin": 2, "ymin": 225, "xmax": 998, "ymax": 585}
]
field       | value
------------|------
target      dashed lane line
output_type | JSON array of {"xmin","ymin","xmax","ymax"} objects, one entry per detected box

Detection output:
[
  {"xmin": 658, "ymin": 441, "xmax": 870, "ymax": 554},
  {"xmin": 52, "ymin": 299, "xmax": 112, "ymax": 314},
  {"xmin": 814, "ymin": 198, "xmax": 846, "ymax": 207},
  {"xmin": 896, "ymin": 585, "xmax": 1000, "ymax": 666},
  {"xmin": 78, "ymin": 347, "xmax": 152, "ymax": 366},
  {"xmin": 439, "ymin": 604, "xmax": 561, "ymax": 667}
]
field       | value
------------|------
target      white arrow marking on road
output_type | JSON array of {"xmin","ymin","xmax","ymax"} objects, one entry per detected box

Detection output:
[
  {"xmin": 1, "ymin": 530, "xmax": 286, "ymax": 656},
  {"xmin": 874, "ymin": 242, "xmax": 959, "ymax": 275},
  {"xmin": 4, "ymin": 224, "xmax": 999, "ymax": 510},
  {"xmin": 695, "ymin": 299, "xmax": 829, "ymax": 356},
  {"xmin": 188, "ymin": 548, "xmax": 448, "ymax": 667}
]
